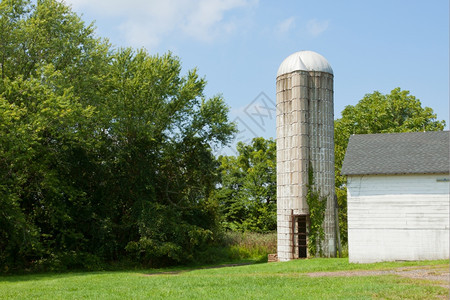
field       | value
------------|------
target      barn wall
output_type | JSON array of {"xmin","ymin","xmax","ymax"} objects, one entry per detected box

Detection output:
[{"xmin": 347, "ymin": 174, "xmax": 449, "ymax": 263}]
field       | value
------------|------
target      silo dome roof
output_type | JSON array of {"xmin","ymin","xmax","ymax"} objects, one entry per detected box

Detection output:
[{"xmin": 277, "ymin": 50, "xmax": 333, "ymax": 76}]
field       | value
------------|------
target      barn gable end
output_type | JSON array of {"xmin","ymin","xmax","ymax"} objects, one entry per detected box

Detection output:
[{"xmin": 342, "ymin": 131, "xmax": 449, "ymax": 263}]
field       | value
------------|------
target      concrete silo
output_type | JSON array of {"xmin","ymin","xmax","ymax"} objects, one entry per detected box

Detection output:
[{"xmin": 276, "ymin": 50, "xmax": 336, "ymax": 260}]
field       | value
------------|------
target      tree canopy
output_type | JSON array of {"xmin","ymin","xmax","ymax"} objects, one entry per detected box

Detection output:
[
  {"xmin": 216, "ymin": 137, "xmax": 276, "ymax": 233},
  {"xmin": 0, "ymin": 0, "xmax": 236, "ymax": 271}
]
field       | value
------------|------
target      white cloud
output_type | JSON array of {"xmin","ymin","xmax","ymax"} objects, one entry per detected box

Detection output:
[
  {"xmin": 182, "ymin": 0, "xmax": 251, "ymax": 42},
  {"xmin": 306, "ymin": 19, "xmax": 329, "ymax": 37},
  {"xmin": 64, "ymin": 0, "xmax": 258, "ymax": 49},
  {"xmin": 276, "ymin": 17, "xmax": 295, "ymax": 34}
]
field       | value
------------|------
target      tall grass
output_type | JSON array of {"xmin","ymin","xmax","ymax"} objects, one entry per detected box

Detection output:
[
  {"xmin": 222, "ymin": 231, "xmax": 277, "ymax": 262},
  {"xmin": 188, "ymin": 231, "xmax": 277, "ymax": 265}
]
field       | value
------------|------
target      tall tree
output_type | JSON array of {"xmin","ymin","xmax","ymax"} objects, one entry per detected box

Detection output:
[
  {"xmin": 334, "ymin": 87, "xmax": 446, "ymax": 242},
  {"xmin": 102, "ymin": 48, "xmax": 236, "ymax": 265},
  {"xmin": 0, "ymin": 0, "xmax": 236, "ymax": 271},
  {"xmin": 0, "ymin": 0, "xmax": 109, "ymax": 270},
  {"xmin": 216, "ymin": 137, "xmax": 276, "ymax": 233}
]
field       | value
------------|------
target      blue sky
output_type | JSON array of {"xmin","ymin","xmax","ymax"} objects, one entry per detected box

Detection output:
[{"xmin": 65, "ymin": 0, "xmax": 449, "ymax": 154}]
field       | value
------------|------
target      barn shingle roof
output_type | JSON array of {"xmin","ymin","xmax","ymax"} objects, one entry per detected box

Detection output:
[{"xmin": 341, "ymin": 131, "xmax": 449, "ymax": 176}]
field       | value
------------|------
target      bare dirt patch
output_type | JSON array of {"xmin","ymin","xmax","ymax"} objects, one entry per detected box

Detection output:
[{"xmin": 307, "ymin": 264, "xmax": 450, "ymax": 289}]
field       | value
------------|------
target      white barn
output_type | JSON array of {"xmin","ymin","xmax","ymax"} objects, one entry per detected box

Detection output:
[{"xmin": 342, "ymin": 131, "xmax": 449, "ymax": 263}]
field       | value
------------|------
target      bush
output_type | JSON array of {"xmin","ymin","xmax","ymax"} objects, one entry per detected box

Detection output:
[{"xmin": 32, "ymin": 252, "xmax": 105, "ymax": 272}]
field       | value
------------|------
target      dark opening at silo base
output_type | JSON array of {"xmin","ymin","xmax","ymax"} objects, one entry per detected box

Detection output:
[{"xmin": 293, "ymin": 214, "xmax": 309, "ymax": 259}]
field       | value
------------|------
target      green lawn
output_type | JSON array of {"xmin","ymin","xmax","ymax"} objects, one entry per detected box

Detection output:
[{"xmin": 0, "ymin": 258, "xmax": 448, "ymax": 299}]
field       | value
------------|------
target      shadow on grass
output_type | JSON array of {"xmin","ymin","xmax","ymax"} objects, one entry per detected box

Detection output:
[
  {"xmin": 0, "ymin": 258, "xmax": 265, "ymax": 283},
  {"xmin": 5, "ymin": 257, "xmax": 447, "ymax": 284},
  {"xmin": 0, "ymin": 271, "xmax": 106, "ymax": 283}
]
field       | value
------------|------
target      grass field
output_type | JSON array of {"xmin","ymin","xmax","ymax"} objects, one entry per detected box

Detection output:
[{"xmin": 0, "ymin": 258, "xmax": 448, "ymax": 299}]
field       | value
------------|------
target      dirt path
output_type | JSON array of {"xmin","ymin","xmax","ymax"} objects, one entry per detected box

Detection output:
[
  {"xmin": 143, "ymin": 263, "xmax": 449, "ymax": 288},
  {"xmin": 307, "ymin": 264, "xmax": 450, "ymax": 289}
]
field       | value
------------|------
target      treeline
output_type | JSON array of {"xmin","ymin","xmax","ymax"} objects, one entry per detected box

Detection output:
[{"xmin": 0, "ymin": 0, "xmax": 236, "ymax": 271}]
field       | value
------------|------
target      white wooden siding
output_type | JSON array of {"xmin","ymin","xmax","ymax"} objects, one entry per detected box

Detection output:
[{"xmin": 347, "ymin": 174, "xmax": 449, "ymax": 263}]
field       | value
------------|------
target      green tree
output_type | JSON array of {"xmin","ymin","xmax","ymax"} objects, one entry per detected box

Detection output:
[
  {"xmin": 335, "ymin": 87, "xmax": 446, "ymax": 242},
  {"xmin": 216, "ymin": 137, "xmax": 276, "ymax": 233},
  {"xmin": 0, "ymin": 0, "xmax": 236, "ymax": 271},
  {"xmin": 0, "ymin": 66, "xmax": 97, "ymax": 270},
  {"xmin": 102, "ymin": 48, "xmax": 236, "ymax": 265},
  {"xmin": 0, "ymin": 0, "xmax": 108, "ymax": 270}
]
